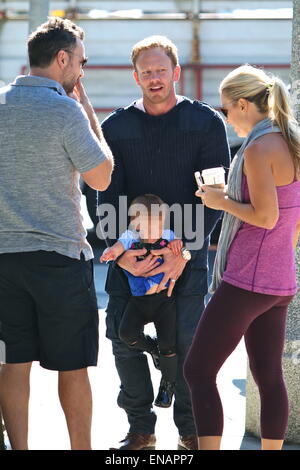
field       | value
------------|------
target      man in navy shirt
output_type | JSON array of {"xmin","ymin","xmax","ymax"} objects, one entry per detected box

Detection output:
[{"xmin": 99, "ymin": 35, "xmax": 230, "ymax": 450}]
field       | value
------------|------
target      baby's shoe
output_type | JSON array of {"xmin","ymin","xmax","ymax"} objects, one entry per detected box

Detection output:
[{"xmin": 154, "ymin": 379, "xmax": 175, "ymax": 408}]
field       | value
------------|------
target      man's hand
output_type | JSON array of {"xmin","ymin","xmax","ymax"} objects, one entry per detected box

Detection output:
[
  {"xmin": 68, "ymin": 79, "xmax": 104, "ymax": 143},
  {"xmin": 68, "ymin": 79, "xmax": 93, "ymax": 113},
  {"xmin": 117, "ymin": 249, "xmax": 161, "ymax": 277},
  {"xmin": 168, "ymin": 239, "xmax": 183, "ymax": 256},
  {"xmin": 149, "ymin": 247, "xmax": 187, "ymax": 297}
]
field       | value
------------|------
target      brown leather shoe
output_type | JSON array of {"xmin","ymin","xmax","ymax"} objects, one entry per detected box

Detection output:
[
  {"xmin": 178, "ymin": 435, "xmax": 198, "ymax": 450},
  {"xmin": 110, "ymin": 433, "xmax": 156, "ymax": 450}
]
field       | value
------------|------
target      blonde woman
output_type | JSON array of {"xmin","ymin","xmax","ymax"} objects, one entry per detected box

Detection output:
[{"xmin": 184, "ymin": 65, "xmax": 300, "ymax": 450}]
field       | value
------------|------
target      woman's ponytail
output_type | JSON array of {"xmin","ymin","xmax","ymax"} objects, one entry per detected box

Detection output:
[{"xmin": 268, "ymin": 77, "xmax": 300, "ymax": 173}]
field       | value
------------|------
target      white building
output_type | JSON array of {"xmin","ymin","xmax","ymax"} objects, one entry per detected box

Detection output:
[{"xmin": 0, "ymin": 1, "xmax": 293, "ymax": 145}]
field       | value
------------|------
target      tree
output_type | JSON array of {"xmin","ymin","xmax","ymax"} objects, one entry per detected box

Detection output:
[{"xmin": 291, "ymin": 0, "xmax": 300, "ymax": 122}]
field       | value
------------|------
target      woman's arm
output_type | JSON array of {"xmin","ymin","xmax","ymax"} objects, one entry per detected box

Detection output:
[{"xmin": 197, "ymin": 141, "xmax": 279, "ymax": 229}]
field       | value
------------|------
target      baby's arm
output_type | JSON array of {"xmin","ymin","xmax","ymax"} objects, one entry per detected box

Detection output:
[
  {"xmin": 100, "ymin": 241, "xmax": 125, "ymax": 263},
  {"xmin": 168, "ymin": 239, "xmax": 183, "ymax": 256}
]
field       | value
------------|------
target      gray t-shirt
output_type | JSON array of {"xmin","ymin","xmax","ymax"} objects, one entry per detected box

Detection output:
[{"xmin": 0, "ymin": 75, "xmax": 106, "ymax": 260}]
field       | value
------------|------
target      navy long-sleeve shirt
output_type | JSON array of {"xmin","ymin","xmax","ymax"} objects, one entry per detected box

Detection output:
[{"xmin": 99, "ymin": 98, "xmax": 230, "ymax": 296}]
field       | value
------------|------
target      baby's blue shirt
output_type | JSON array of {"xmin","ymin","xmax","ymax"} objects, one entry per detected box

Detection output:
[{"xmin": 118, "ymin": 229, "xmax": 175, "ymax": 296}]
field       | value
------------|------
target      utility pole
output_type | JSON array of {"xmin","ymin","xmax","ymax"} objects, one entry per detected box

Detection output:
[
  {"xmin": 191, "ymin": 0, "xmax": 201, "ymax": 63},
  {"xmin": 29, "ymin": 0, "xmax": 50, "ymax": 34},
  {"xmin": 291, "ymin": 0, "xmax": 300, "ymax": 122}
]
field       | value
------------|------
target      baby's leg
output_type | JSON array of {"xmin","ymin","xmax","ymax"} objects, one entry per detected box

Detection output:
[
  {"xmin": 153, "ymin": 295, "xmax": 177, "ymax": 408},
  {"xmin": 119, "ymin": 297, "xmax": 159, "ymax": 361}
]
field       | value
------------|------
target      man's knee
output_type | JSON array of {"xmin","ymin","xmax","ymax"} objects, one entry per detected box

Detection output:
[
  {"xmin": 176, "ymin": 295, "xmax": 205, "ymax": 355},
  {"xmin": 0, "ymin": 362, "xmax": 32, "ymax": 378},
  {"xmin": 59, "ymin": 368, "xmax": 89, "ymax": 380},
  {"xmin": 111, "ymin": 337, "xmax": 142, "ymax": 360}
]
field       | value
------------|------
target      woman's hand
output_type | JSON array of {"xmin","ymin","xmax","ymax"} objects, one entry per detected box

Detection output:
[{"xmin": 195, "ymin": 185, "xmax": 227, "ymax": 210}]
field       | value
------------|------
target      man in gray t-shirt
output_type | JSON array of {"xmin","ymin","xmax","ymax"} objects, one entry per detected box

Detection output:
[{"xmin": 0, "ymin": 17, "xmax": 113, "ymax": 450}]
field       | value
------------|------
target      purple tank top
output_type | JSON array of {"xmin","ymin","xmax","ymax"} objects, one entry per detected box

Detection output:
[{"xmin": 223, "ymin": 174, "xmax": 300, "ymax": 296}]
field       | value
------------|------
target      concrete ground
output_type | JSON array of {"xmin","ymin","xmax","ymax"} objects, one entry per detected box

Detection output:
[{"xmin": 3, "ymin": 201, "xmax": 300, "ymax": 451}]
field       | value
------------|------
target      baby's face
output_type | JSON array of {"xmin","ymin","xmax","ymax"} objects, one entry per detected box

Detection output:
[{"xmin": 136, "ymin": 214, "xmax": 164, "ymax": 240}]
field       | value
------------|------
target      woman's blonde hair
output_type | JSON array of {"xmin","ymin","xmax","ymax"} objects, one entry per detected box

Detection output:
[{"xmin": 220, "ymin": 64, "xmax": 300, "ymax": 173}]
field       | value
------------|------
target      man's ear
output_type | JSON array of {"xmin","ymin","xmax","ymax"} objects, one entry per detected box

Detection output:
[
  {"xmin": 133, "ymin": 70, "xmax": 140, "ymax": 87},
  {"xmin": 56, "ymin": 50, "xmax": 68, "ymax": 70},
  {"xmin": 173, "ymin": 65, "xmax": 181, "ymax": 83}
]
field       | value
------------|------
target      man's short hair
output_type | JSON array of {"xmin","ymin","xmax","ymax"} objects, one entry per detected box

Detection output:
[
  {"xmin": 131, "ymin": 35, "xmax": 179, "ymax": 70},
  {"xmin": 27, "ymin": 16, "xmax": 84, "ymax": 68}
]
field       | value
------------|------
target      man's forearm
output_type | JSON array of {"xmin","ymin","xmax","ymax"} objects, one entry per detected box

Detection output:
[
  {"xmin": 85, "ymin": 107, "xmax": 114, "ymax": 166},
  {"xmin": 83, "ymin": 101, "xmax": 102, "ymax": 141},
  {"xmin": 71, "ymin": 80, "xmax": 104, "ymax": 143}
]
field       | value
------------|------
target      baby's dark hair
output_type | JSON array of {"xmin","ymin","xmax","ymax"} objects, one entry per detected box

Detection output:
[
  {"xmin": 129, "ymin": 194, "xmax": 167, "ymax": 224},
  {"xmin": 130, "ymin": 194, "xmax": 165, "ymax": 211}
]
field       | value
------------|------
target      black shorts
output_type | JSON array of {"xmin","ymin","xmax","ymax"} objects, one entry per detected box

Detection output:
[{"xmin": 0, "ymin": 250, "xmax": 99, "ymax": 371}]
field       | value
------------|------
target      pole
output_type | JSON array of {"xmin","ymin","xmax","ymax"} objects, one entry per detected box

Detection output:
[
  {"xmin": 191, "ymin": 0, "xmax": 200, "ymax": 63},
  {"xmin": 291, "ymin": 0, "xmax": 300, "ymax": 122},
  {"xmin": 29, "ymin": 0, "xmax": 50, "ymax": 34},
  {"xmin": 190, "ymin": 1, "xmax": 201, "ymax": 100}
]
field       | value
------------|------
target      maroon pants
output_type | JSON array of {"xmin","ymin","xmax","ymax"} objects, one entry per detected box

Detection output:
[{"xmin": 184, "ymin": 281, "xmax": 294, "ymax": 439}]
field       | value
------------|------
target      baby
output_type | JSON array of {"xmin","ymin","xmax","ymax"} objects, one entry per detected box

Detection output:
[
  {"xmin": 100, "ymin": 204, "xmax": 182, "ymax": 295},
  {"xmin": 100, "ymin": 194, "xmax": 182, "ymax": 407}
]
